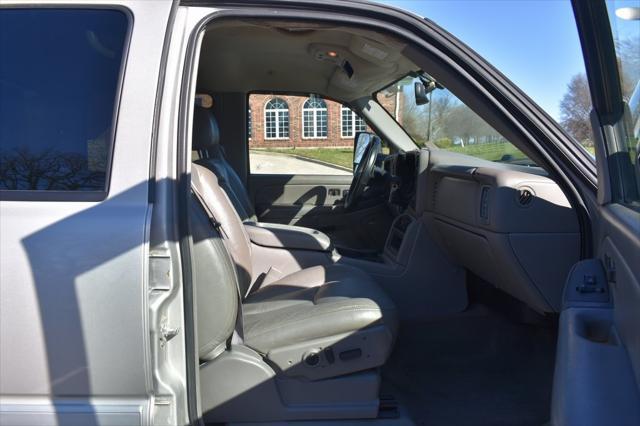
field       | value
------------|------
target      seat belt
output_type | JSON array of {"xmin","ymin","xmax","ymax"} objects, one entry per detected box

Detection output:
[
  {"xmin": 191, "ymin": 185, "xmax": 245, "ymax": 343},
  {"xmin": 191, "ymin": 185, "xmax": 228, "ymax": 239}
]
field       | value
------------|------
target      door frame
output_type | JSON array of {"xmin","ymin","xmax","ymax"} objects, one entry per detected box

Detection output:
[{"xmin": 176, "ymin": 1, "xmax": 605, "ymax": 423}]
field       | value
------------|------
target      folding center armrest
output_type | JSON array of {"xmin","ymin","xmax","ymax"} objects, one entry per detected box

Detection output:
[{"xmin": 244, "ymin": 222, "xmax": 333, "ymax": 252}]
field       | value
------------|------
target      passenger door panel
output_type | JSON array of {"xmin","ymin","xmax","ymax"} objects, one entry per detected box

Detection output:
[
  {"xmin": 598, "ymin": 205, "xmax": 640, "ymax": 386},
  {"xmin": 551, "ymin": 251, "xmax": 640, "ymax": 426},
  {"xmin": 249, "ymin": 174, "xmax": 352, "ymax": 226},
  {"xmin": 249, "ymin": 173, "xmax": 392, "ymax": 250},
  {"xmin": 551, "ymin": 1, "xmax": 640, "ymax": 424}
]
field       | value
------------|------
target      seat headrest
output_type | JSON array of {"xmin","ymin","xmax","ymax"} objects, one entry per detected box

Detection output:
[{"xmin": 193, "ymin": 104, "xmax": 220, "ymax": 151}]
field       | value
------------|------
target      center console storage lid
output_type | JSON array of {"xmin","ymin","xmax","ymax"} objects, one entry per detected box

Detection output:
[{"xmin": 244, "ymin": 222, "xmax": 332, "ymax": 252}]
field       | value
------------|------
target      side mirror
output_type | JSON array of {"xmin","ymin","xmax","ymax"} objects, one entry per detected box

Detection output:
[
  {"xmin": 415, "ymin": 81, "xmax": 429, "ymax": 105},
  {"xmin": 353, "ymin": 132, "xmax": 374, "ymax": 169}
]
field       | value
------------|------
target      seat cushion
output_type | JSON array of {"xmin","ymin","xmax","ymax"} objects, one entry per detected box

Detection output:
[{"xmin": 242, "ymin": 264, "xmax": 398, "ymax": 354}]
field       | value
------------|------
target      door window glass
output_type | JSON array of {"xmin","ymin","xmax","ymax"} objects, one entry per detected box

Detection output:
[
  {"xmin": 248, "ymin": 93, "xmax": 373, "ymax": 175},
  {"xmin": 0, "ymin": 9, "xmax": 128, "ymax": 193},
  {"xmin": 606, "ymin": 1, "xmax": 640, "ymax": 205}
]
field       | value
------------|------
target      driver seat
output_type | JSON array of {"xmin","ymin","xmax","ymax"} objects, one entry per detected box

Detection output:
[
  {"xmin": 192, "ymin": 99, "xmax": 371, "ymax": 256},
  {"xmin": 192, "ymin": 103, "xmax": 258, "ymax": 222}
]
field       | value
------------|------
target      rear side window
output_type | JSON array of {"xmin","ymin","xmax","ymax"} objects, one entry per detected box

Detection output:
[{"xmin": 0, "ymin": 9, "xmax": 128, "ymax": 198}]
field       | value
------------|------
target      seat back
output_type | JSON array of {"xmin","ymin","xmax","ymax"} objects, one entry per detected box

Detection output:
[
  {"xmin": 193, "ymin": 105, "xmax": 257, "ymax": 222},
  {"xmin": 191, "ymin": 163, "xmax": 253, "ymax": 297},
  {"xmin": 190, "ymin": 194, "xmax": 239, "ymax": 361}
]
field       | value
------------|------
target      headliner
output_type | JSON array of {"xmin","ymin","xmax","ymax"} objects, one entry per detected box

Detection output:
[{"xmin": 197, "ymin": 19, "xmax": 418, "ymax": 103}]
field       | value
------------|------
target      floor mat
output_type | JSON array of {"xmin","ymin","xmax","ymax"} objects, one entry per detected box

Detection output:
[{"xmin": 382, "ymin": 304, "xmax": 557, "ymax": 426}]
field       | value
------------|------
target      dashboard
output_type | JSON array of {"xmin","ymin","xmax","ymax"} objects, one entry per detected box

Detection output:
[{"xmin": 381, "ymin": 148, "xmax": 580, "ymax": 313}]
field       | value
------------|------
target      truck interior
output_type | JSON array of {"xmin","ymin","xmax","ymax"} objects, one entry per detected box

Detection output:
[{"xmin": 186, "ymin": 17, "xmax": 586, "ymax": 425}]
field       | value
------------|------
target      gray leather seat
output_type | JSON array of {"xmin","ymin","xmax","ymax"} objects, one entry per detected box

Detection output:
[
  {"xmin": 243, "ymin": 264, "xmax": 396, "ymax": 354},
  {"xmin": 192, "ymin": 103, "xmax": 360, "ymax": 254},
  {"xmin": 193, "ymin": 105, "xmax": 257, "ymax": 222},
  {"xmin": 191, "ymin": 162, "xmax": 398, "ymax": 380}
]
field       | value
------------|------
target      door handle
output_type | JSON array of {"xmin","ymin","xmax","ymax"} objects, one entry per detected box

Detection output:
[{"xmin": 328, "ymin": 188, "xmax": 341, "ymax": 196}]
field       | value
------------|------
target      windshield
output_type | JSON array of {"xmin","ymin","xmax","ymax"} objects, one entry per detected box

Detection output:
[
  {"xmin": 375, "ymin": 0, "xmax": 608, "ymax": 162},
  {"xmin": 376, "ymin": 75, "xmax": 533, "ymax": 165}
]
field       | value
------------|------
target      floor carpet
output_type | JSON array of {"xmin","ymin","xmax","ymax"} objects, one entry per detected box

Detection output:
[{"xmin": 382, "ymin": 304, "xmax": 557, "ymax": 426}]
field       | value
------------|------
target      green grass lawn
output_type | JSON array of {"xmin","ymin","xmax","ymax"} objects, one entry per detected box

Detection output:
[
  {"xmin": 441, "ymin": 142, "xmax": 528, "ymax": 162},
  {"xmin": 436, "ymin": 141, "xmax": 598, "ymax": 162},
  {"xmin": 257, "ymin": 148, "xmax": 354, "ymax": 170},
  {"xmin": 256, "ymin": 142, "xmax": 597, "ymax": 168}
]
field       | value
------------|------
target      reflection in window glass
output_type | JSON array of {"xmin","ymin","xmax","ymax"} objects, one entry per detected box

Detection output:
[
  {"xmin": 608, "ymin": 2, "xmax": 640, "ymax": 102},
  {"xmin": 0, "ymin": 9, "xmax": 128, "ymax": 191},
  {"xmin": 607, "ymin": 0, "xmax": 640, "ymax": 204}
]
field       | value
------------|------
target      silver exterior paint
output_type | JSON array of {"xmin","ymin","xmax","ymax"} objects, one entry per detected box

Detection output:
[{"xmin": 0, "ymin": 1, "xmax": 175, "ymax": 425}]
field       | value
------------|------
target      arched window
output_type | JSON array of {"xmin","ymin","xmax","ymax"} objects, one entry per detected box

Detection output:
[
  {"xmin": 302, "ymin": 96, "xmax": 328, "ymax": 138},
  {"xmin": 264, "ymin": 98, "xmax": 289, "ymax": 139},
  {"xmin": 341, "ymin": 106, "xmax": 367, "ymax": 138}
]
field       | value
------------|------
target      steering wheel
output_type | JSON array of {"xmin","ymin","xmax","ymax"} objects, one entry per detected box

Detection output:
[{"xmin": 344, "ymin": 136, "xmax": 382, "ymax": 210}]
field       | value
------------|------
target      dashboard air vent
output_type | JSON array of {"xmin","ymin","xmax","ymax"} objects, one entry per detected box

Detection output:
[{"xmin": 517, "ymin": 188, "xmax": 534, "ymax": 207}]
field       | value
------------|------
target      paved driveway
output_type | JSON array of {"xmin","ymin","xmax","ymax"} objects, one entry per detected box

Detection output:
[{"xmin": 250, "ymin": 151, "xmax": 352, "ymax": 175}]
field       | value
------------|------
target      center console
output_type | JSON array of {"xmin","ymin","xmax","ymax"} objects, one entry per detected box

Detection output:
[
  {"xmin": 244, "ymin": 222, "xmax": 334, "ymax": 286},
  {"xmin": 244, "ymin": 222, "xmax": 332, "ymax": 252},
  {"xmin": 337, "ymin": 210, "xmax": 467, "ymax": 321},
  {"xmin": 384, "ymin": 214, "xmax": 414, "ymax": 263}
]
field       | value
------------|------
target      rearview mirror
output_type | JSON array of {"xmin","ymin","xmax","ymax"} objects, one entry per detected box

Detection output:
[
  {"xmin": 353, "ymin": 132, "xmax": 374, "ymax": 169},
  {"xmin": 415, "ymin": 81, "xmax": 429, "ymax": 105},
  {"xmin": 415, "ymin": 78, "xmax": 442, "ymax": 106}
]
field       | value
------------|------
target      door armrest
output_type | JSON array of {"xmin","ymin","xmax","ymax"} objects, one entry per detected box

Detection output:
[
  {"xmin": 244, "ymin": 222, "xmax": 332, "ymax": 252},
  {"xmin": 551, "ymin": 259, "xmax": 640, "ymax": 426}
]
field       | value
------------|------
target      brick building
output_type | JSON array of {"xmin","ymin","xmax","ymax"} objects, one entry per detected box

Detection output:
[{"xmin": 248, "ymin": 93, "xmax": 399, "ymax": 149}]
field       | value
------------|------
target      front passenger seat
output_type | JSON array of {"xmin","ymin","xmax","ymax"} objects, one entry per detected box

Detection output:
[{"xmin": 191, "ymin": 162, "xmax": 398, "ymax": 422}]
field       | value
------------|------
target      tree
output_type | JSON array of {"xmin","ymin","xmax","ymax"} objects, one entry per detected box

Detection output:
[
  {"xmin": 400, "ymin": 98, "xmax": 429, "ymax": 144},
  {"xmin": 400, "ymin": 86, "xmax": 504, "ymax": 147},
  {"xmin": 401, "ymin": 90, "xmax": 459, "ymax": 145},
  {"xmin": 559, "ymin": 73, "xmax": 593, "ymax": 146},
  {"xmin": 429, "ymin": 91, "xmax": 454, "ymax": 141},
  {"xmin": 558, "ymin": 37, "xmax": 639, "ymax": 147},
  {"xmin": 440, "ymin": 102, "xmax": 502, "ymax": 147}
]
